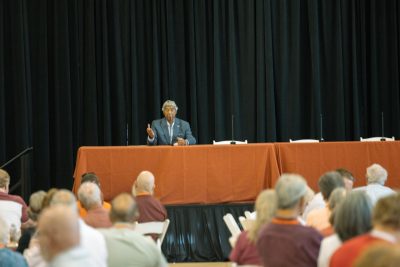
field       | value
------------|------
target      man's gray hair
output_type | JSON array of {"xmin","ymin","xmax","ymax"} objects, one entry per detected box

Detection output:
[
  {"xmin": 0, "ymin": 217, "xmax": 9, "ymax": 244},
  {"xmin": 366, "ymin": 163, "xmax": 388, "ymax": 185},
  {"xmin": 78, "ymin": 182, "xmax": 102, "ymax": 210},
  {"xmin": 50, "ymin": 189, "xmax": 78, "ymax": 213},
  {"xmin": 275, "ymin": 173, "xmax": 308, "ymax": 209},
  {"xmin": 334, "ymin": 190, "xmax": 373, "ymax": 242},
  {"xmin": 162, "ymin": 100, "xmax": 178, "ymax": 112},
  {"xmin": 318, "ymin": 171, "xmax": 345, "ymax": 201}
]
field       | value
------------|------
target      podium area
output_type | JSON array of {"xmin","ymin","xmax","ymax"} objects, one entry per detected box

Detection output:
[{"xmin": 72, "ymin": 141, "xmax": 400, "ymax": 261}]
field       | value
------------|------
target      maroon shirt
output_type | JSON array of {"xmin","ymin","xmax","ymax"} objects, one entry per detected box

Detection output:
[
  {"xmin": 257, "ymin": 218, "xmax": 322, "ymax": 267},
  {"xmin": 135, "ymin": 194, "xmax": 167, "ymax": 223},
  {"xmin": 84, "ymin": 206, "xmax": 112, "ymax": 228},
  {"xmin": 230, "ymin": 230, "xmax": 262, "ymax": 265}
]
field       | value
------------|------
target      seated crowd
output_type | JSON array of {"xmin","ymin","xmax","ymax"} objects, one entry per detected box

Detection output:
[{"xmin": 0, "ymin": 162, "xmax": 399, "ymax": 267}]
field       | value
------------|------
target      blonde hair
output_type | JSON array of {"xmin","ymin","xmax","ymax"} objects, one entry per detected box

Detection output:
[
  {"xmin": 0, "ymin": 169, "xmax": 10, "ymax": 188},
  {"xmin": 248, "ymin": 189, "xmax": 277, "ymax": 243}
]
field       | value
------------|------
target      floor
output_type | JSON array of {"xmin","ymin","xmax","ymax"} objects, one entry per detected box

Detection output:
[{"xmin": 169, "ymin": 263, "xmax": 233, "ymax": 267}]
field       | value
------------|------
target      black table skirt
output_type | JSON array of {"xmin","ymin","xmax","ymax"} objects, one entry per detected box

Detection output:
[{"xmin": 163, "ymin": 202, "xmax": 254, "ymax": 262}]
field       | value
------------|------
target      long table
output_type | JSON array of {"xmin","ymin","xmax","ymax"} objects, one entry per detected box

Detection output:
[
  {"xmin": 73, "ymin": 141, "xmax": 400, "ymax": 204},
  {"xmin": 73, "ymin": 144, "xmax": 280, "ymax": 204},
  {"xmin": 275, "ymin": 141, "xmax": 400, "ymax": 189}
]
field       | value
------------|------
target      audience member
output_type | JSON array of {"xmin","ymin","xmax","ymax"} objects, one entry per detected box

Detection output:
[
  {"xmin": 353, "ymin": 243, "xmax": 400, "ymax": 267},
  {"xmin": 98, "ymin": 193, "xmax": 168, "ymax": 267},
  {"xmin": 330, "ymin": 192, "xmax": 400, "ymax": 267},
  {"xmin": 0, "ymin": 217, "xmax": 28, "ymax": 267},
  {"xmin": 77, "ymin": 172, "xmax": 111, "ymax": 218},
  {"xmin": 37, "ymin": 205, "xmax": 95, "ymax": 266},
  {"xmin": 0, "ymin": 169, "xmax": 30, "ymax": 232},
  {"xmin": 306, "ymin": 171, "xmax": 345, "ymax": 231},
  {"xmin": 77, "ymin": 182, "xmax": 112, "ymax": 228},
  {"xmin": 257, "ymin": 174, "xmax": 322, "ymax": 267},
  {"xmin": 24, "ymin": 190, "xmax": 107, "ymax": 267},
  {"xmin": 146, "ymin": 100, "xmax": 196, "ymax": 145},
  {"xmin": 17, "ymin": 190, "xmax": 46, "ymax": 254},
  {"xmin": 318, "ymin": 190, "xmax": 372, "ymax": 267},
  {"xmin": 335, "ymin": 168, "xmax": 355, "ymax": 191},
  {"xmin": 230, "ymin": 189, "xmax": 276, "ymax": 266},
  {"xmin": 132, "ymin": 171, "xmax": 167, "ymax": 223},
  {"xmin": 319, "ymin": 187, "xmax": 347, "ymax": 237},
  {"xmin": 302, "ymin": 168, "xmax": 353, "ymax": 220},
  {"xmin": 354, "ymin": 163, "xmax": 395, "ymax": 205}
]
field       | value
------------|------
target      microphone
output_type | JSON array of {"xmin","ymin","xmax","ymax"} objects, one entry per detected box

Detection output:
[
  {"xmin": 231, "ymin": 114, "xmax": 236, "ymax": 144},
  {"xmin": 126, "ymin": 123, "xmax": 129, "ymax": 145},
  {"xmin": 320, "ymin": 113, "xmax": 324, "ymax": 142},
  {"xmin": 380, "ymin": 112, "xmax": 385, "ymax": 141}
]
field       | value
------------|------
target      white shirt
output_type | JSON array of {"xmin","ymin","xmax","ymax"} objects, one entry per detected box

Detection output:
[
  {"xmin": 302, "ymin": 192, "xmax": 325, "ymax": 220},
  {"xmin": 24, "ymin": 220, "xmax": 107, "ymax": 267},
  {"xmin": 79, "ymin": 219, "xmax": 108, "ymax": 267},
  {"xmin": 49, "ymin": 246, "xmax": 95, "ymax": 267},
  {"xmin": 318, "ymin": 234, "xmax": 342, "ymax": 267},
  {"xmin": 354, "ymin": 184, "xmax": 395, "ymax": 206}
]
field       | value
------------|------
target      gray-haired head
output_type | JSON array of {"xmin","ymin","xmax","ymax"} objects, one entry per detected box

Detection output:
[
  {"xmin": 328, "ymin": 187, "xmax": 347, "ymax": 211},
  {"xmin": 28, "ymin": 190, "xmax": 47, "ymax": 221},
  {"xmin": 366, "ymin": 164, "xmax": 388, "ymax": 185},
  {"xmin": 275, "ymin": 173, "xmax": 308, "ymax": 209},
  {"xmin": 0, "ymin": 217, "xmax": 9, "ymax": 244},
  {"xmin": 50, "ymin": 189, "xmax": 78, "ymax": 213},
  {"xmin": 162, "ymin": 100, "xmax": 178, "ymax": 112},
  {"xmin": 318, "ymin": 171, "xmax": 345, "ymax": 201},
  {"xmin": 334, "ymin": 190, "xmax": 373, "ymax": 242},
  {"xmin": 78, "ymin": 182, "xmax": 102, "ymax": 210}
]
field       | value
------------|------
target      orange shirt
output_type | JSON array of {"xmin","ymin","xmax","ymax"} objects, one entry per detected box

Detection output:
[{"xmin": 77, "ymin": 200, "xmax": 111, "ymax": 218}]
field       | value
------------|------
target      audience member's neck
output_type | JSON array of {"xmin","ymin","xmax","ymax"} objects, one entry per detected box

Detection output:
[
  {"xmin": 0, "ymin": 187, "xmax": 7, "ymax": 193},
  {"xmin": 113, "ymin": 222, "xmax": 136, "ymax": 229},
  {"xmin": 374, "ymin": 224, "xmax": 400, "ymax": 241},
  {"xmin": 135, "ymin": 190, "xmax": 152, "ymax": 196},
  {"xmin": 275, "ymin": 209, "xmax": 299, "ymax": 220}
]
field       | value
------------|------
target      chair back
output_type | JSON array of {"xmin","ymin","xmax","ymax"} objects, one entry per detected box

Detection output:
[
  {"xmin": 223, "ymin": 213, "xmax": 241, "ymax": 236},
  {"xmin": 135, "ymin": 219, "xmax": 170, "ymax": 249},
  {"xmin": 289, "ymin": 139, "xmax": 320, "ymax": 143},
  {"xmin": 360, "ymin": 136, "xmax": 395, "ymax": 142},
  {"xmin": 213, "ymin": 140, "xmax": 248, "ymax": 145}
]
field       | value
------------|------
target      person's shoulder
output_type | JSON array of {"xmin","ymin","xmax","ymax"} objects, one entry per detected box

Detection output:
[{"xmin": 2, "ymin": 193, "xmax": 27, "ymax": 206}]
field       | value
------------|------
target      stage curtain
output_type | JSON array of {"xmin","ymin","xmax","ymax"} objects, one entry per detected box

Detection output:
[{"xmin": 163, "ymin": 203, "xmax": 253, "ymax": 262}]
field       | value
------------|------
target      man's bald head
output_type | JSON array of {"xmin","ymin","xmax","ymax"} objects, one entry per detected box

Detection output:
[
  {"xmin": 50, "ymin": 189, "xmax": 78, "ymax": 213},
  {"xmin": 109, "ymin": 193, "xmax": 139, "ymax": 223},
  {"xmin": 132, "ymin": 170, "xmax": 155, "ymax": 195},
  {"xmin": 38, "ymin": 206, "xmax": 80, "ymax": 261}
]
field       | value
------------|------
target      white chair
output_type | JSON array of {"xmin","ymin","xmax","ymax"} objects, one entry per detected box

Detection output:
[
  {"xmin": 244, "ymin": 210, "xmax": 256, "ymax": 220},
  {"xmin": 213, "ymin": 140, "xmax": 248, "ymax": 145},
  {"xmin": 360, "ymin": 136, "xmax": 395, "ymax": 142},
  {"xmin": 223, "ymin": 213, "xmax": 242, "ymax": 247},
  {"xmin": 135, "ymin": 219, "xmax": 170, "ymax": 250},
  {"xmin": 289, "ymin": 139, "xmax": 320, "ymax": 143}
]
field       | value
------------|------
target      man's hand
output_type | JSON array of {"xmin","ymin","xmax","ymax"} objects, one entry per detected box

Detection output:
[
  {"xmin": 146, "ymin": 123, "xmax": 154, "ymax": 139},
  {"xmin": 177, "ymin": 137, "xmax": 187, "ymax": 146}
]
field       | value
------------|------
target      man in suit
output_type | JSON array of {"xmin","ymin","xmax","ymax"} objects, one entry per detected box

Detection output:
[{"xmin": 146, "ymin": 100, "xmax": 196, "ymax": 145}]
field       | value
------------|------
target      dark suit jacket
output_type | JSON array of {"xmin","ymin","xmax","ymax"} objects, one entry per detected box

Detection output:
[{"xmin": 147, "ymin": 118, "xmax": 196, "ymax": 145}]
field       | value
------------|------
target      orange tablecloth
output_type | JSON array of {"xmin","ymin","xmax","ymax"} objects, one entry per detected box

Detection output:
[
  {"xmin": 73, "ymin": 144, "xmax": 280, "ymax": 204},
  {"xmin": 73, "ymin": 141, "xmax": 400, "ymax": 204},
  {"xmin": 274, "ymin": 141, "xmax": 400, "ymax": 190}
]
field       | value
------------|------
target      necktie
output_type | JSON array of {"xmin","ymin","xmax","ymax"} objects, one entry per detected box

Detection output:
[{"xmin": 169, "ymin": 124, "xmax": 173, "ymax": 144}]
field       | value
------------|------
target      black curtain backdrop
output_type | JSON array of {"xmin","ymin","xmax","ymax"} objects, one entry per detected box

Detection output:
[
  {"xmin": 163, "ymin": 203, "xmax": 253, "ymax": 262},
  {"xmin": 1, "ymin": 0, "xmax": 400, "ymax": 193}
]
